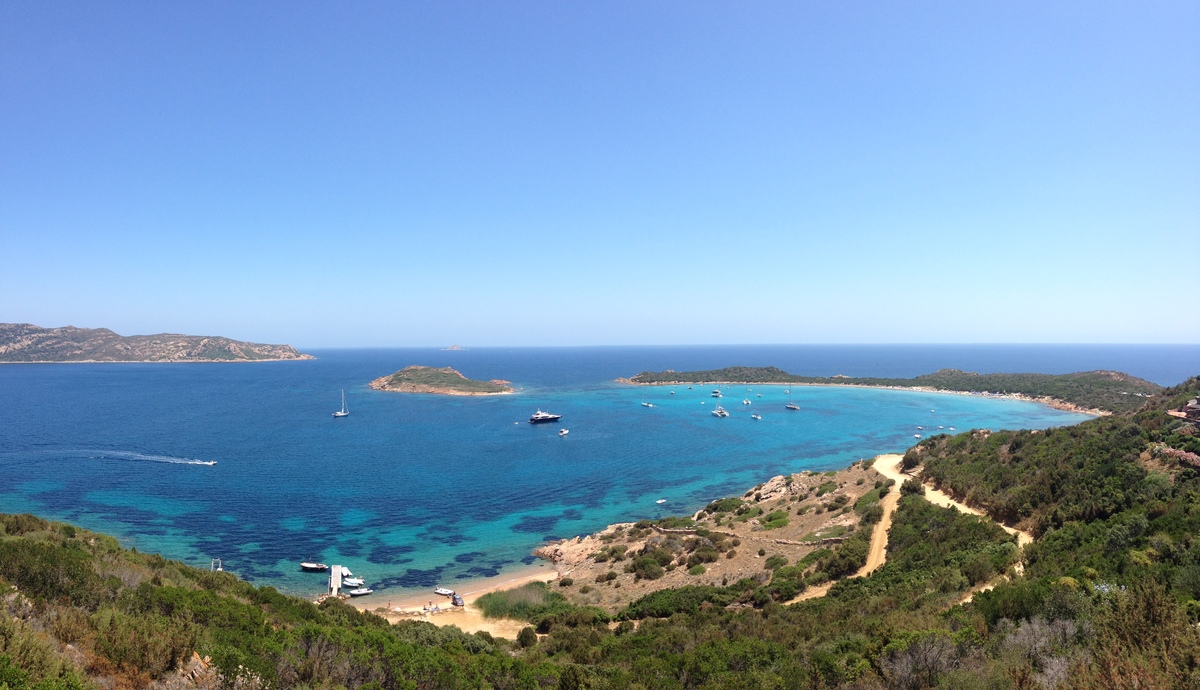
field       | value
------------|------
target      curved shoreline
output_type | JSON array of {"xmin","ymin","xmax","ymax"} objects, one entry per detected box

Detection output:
[{"xmin": 616, "ymin": 378, "xmax": 1106, "ymax": 417}]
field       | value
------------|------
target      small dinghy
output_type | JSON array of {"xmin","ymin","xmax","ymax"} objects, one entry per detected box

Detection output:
[
  {"xmin": 347, "ymin": 588, "xmax": 373, "ymax": 597},
  {"xmin": 434, "ymin": 586, "xmax": 455, "ymax": 597}
]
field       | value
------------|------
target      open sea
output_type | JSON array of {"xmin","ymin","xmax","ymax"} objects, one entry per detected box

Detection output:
[{"xmin": 1, "ymin": 344, "xmax": 1196, "ymax": 598}]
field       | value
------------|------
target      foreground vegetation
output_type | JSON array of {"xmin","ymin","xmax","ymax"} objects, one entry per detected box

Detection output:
[
  {"xmin": 3, "ymin": 376, "xmax": 1199, "ymax": 688},
  {"xmin": 627, "ymin": 366, "xmax": 1163, "ymax": 413}
]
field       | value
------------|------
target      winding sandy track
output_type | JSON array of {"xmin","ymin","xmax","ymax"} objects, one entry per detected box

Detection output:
[{"xmin": 788, "ymin": 453, "xmax": 1032, "ymax": 605}]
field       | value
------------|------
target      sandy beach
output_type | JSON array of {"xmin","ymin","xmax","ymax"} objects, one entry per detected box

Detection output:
[
  {"xmin": 620, "ymin": 379, "xmax": 1107, "ymax": 417},
  {"xmin": 349, "ymin": 562, "xmax": 559, "ymax": 638}
]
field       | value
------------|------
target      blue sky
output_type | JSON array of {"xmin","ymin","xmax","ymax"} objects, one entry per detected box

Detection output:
[{"xmin": 2, "ymin": 2, "xmax": 1196, "ymax": 346}]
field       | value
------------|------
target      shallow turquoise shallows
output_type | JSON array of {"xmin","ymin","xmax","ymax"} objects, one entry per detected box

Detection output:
[{"xmin": 2, "ymin": 345, "xmax": 1192, "ymax": 598}]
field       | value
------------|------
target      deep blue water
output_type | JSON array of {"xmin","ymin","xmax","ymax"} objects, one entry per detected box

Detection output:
[{"xmin": 1, "ymin": 345, "xmax": 1195, "ymax": 597}]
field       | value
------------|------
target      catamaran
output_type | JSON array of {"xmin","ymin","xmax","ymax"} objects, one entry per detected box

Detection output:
[{"xmin": 333, "ymin": 390, "xmax": 349, "ymax": 418}]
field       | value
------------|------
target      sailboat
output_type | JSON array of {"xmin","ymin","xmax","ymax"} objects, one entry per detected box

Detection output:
[
  {"xmin": 785, "ymin": 387, "xmax": 800, "ymax": 411},
  {"xmin": 333, "ymin": 390, "xmax": 349, "ymax": 418}
]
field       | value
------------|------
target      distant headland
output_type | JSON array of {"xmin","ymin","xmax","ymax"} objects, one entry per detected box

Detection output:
[
  {"xmin": 619, "ymin": 366, "xmax": 1163, "ymax": 415},
  {"xmin": 0, "ymin": 323, "xmax": 313, "ymax": 363},
  {"xmin": 442, "ymin": 344, "xmax": 467, "ymax": 351},
  {"xmin": 369, "ymin": 365, "xmax": 513, "ymax": 395}
]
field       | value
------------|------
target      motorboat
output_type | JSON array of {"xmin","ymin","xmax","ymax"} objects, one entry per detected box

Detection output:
[
  {"xmin": 743, "ymin": 399, "xmax": 751, "ymax": 405},
  {"xmin": 656, "ymin": 499, "xmax": 667, "ymax": 504},
  {"xmin": 641, "ymin": 401, "xmax": 654, "ymax": 408},
  {"xmin": 347, "ymin": 588, "xmax": 374, "ymax": 597},
  {"xmin": 751, "ymin": 414, "xmax": 762, "ymax": 420},
  {"xmin": 343, "ymin": 577, "xmax": 365, "ymax": 587},
  {"xmin": 712, "ymin": 405, "xmax": 729, "ymax": 418},
  {"xmin": 434, "ymin": 586, "xmax": 455, "ymax": 597},
  {"xmin": 559, "ymin": 429, "xmax": 569, "ymax": 436},
  {"xmin": 917, "ymin": 426, "xmax": 923, "ymax": 430},
  {"xmin": 529, "ymin": 410, "xmax": 562, "ymax": 424},
  {"xmin": 914, "ymin": 434, "xmax": 922, "ymax": 439},
  {"xmin": 711, "ymin": 390, "xmax": 722, "ymax": 398},
  {"xmin": 300, "ymin": 562, "xmax": 329, "ymax": 572},
  {"xmin": 333, "ymin": 390, "xmax": 349, "ymax": 418}
]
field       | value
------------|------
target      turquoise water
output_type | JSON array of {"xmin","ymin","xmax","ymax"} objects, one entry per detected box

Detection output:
[{"xmin": 1, "ymin": 345, "xmax": 1192, "ymax": 598}]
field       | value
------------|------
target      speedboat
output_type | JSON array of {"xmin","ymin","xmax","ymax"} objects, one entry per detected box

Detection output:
[
  {"xmin": 914, "ymin": 434, "xmax": 922, "ymax": 438},
  {"xmin": 300, "ymin": 562, "xmax": 328, "ymax": 572},
  {"xmin": 347, "ymin": 588, "xmax": 374, "ymax": 597},
  {"xmin": 641, "ymin": 402, "xmax": 654, "ymax": 408},
  {"xmin": 712, "ymin": 406, "xmax": 729, "ymax": 418},
  {"xmin": 742, "ymin": 399, "xmax": 751, "ymax": 405},
  {"xmin": 529, "ymin": 410, "xmax": 562, "ymax": 424},
  {"xmin": 656, "ymin": 499, "xmax": 667, "ymax": 504},
  {"xmin": 949, "ymin": 427, "xmax": 956, "ymax": 431},
  {"xmin": 434, "ymin": 586, "xmax": 455, "ymax": 597},
  {"xmin": 711, "ymin": 390, "xmax": 722, "ymax": 398},
  {"xmin": 559, "ymin": 429, "xmax": 569, "ymax": 436},
  {"xmin": 751, "ymin": 414, "xmax": 762, "ymax": 420},
  {"xmin": 917, "ymin": 426, "xmax": 923, "ymax": 430},
  {"xmin": 343, "ymin": 577, "xmax": 365, "ymax": 587}
]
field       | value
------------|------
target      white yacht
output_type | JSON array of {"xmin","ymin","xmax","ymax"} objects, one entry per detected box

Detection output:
[
  {"xmin": 333, "ymin": 390, "xmax": 349, "ymax": 418},
  {"xmin": 712, "ymin": 405, "xmax": 729, "ymax": 418}
]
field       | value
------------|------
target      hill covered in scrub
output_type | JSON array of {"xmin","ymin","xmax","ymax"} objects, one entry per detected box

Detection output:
[
  {"xmin": 369, "ymin": 365, "xmax": 513, "ymax": 395},
  {"xmin": 3, "ymin": 376, "xmax": 1200, "ymax": 688},
  {"xmin": 624, "ymin": 366, "xmax": 1163, "ymax": 414},
  {"xmin": 0, "ymin": 323, "xmax": 313, "ymax": 363}
]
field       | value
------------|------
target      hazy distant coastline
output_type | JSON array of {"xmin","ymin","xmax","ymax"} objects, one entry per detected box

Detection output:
[{"xmin": 0, "ymin": 323, "xmax": 313, "ymax": 363}]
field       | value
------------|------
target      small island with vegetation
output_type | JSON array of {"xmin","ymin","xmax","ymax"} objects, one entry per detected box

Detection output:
[
  {"xmin": 0, "ymin": 323, "xmax": 313, "ymax": 363},
  {"xmin": 621, "ymin": 366, "xmax": 1163, "ymax": 414},
  {"xmin": 369, "ymin": 365, "xmax": 513, "ymax": 395}
]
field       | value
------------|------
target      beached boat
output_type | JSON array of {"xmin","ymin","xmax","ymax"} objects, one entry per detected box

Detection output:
[
  {"xmin": 333, "ymin": 390, "xmax": 349, "ymax": 418},
  {"xmin": 300, "ymin": 562, "xmax": 329, "ymax": 572},
  {"xmin": 434, "ymin": 586, "xmax": 455, "ymax": 596},
  {"xmin": 347, "ymin": 587, "xmax": 373, "ymax": 596},
  {"xmin": 712, "ymin": 405, "xmax": 729, "ymax": 418},
  {"xmin": 529, "ymin": 410, "xmax": 562, "ymax": 424}
]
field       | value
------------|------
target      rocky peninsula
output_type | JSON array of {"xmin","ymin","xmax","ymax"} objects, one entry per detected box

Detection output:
[
  {"xmin": 369, "ymin": 365, "xmax": 513, "ymax": 395},
  {"xmin": 620, "ymin": 366, "xmax": 1162, "ymax": 415},
  {"xmin": 0, "ymin": 323, "xmax": 313, "ymax": 363}
]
